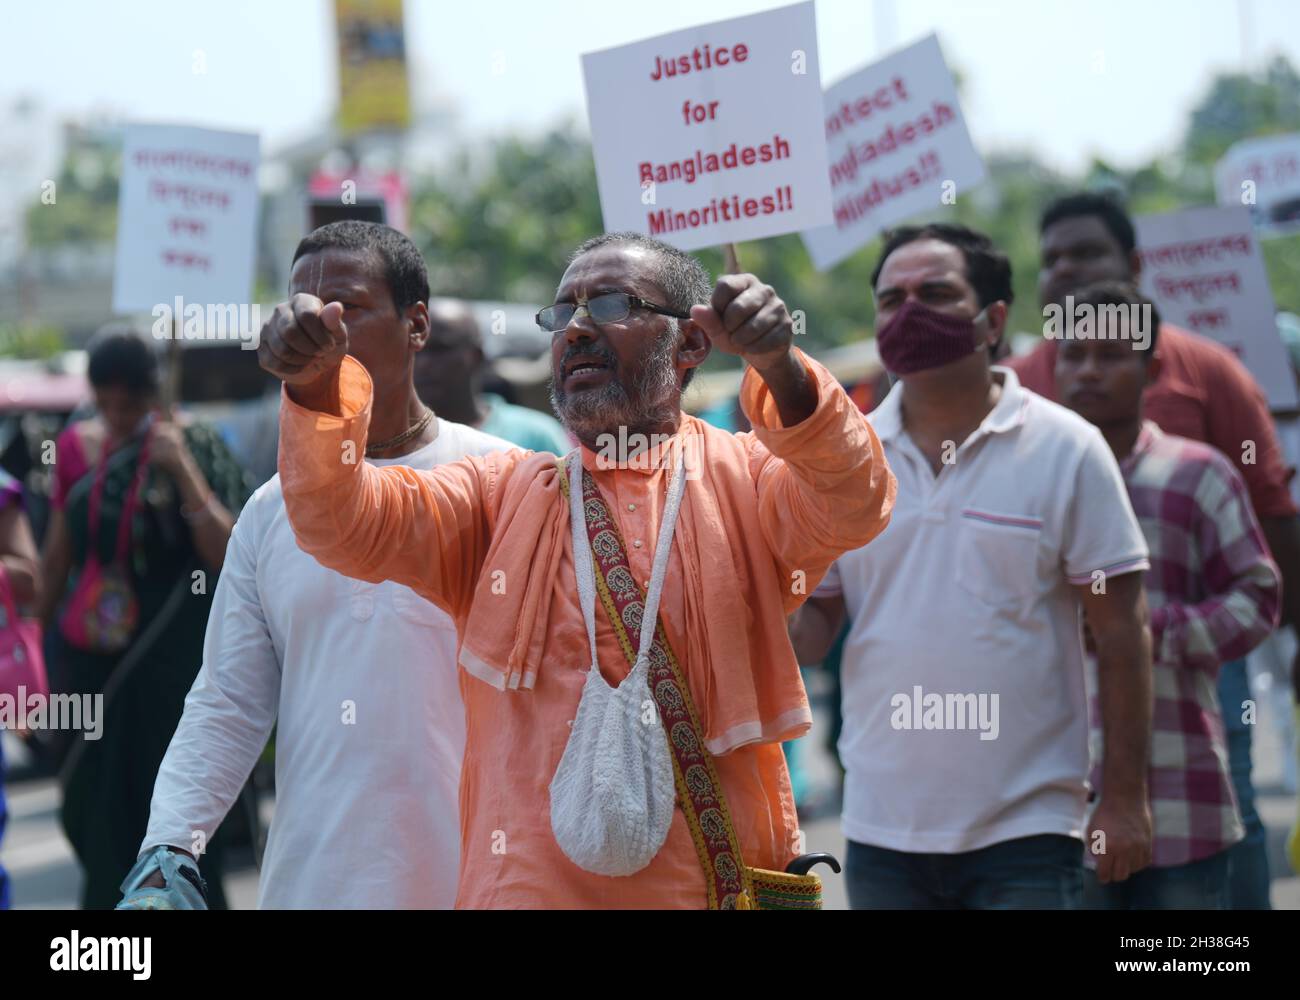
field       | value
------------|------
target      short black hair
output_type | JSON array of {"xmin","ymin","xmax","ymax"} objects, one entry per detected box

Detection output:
[
  {"xmin": 1040, "ymin": 192, "xmax": 1136, "ymax": 256},
  {"xmin": 87, "ymin": 325, "xmax": 159, "ymax": 395},
  {"xmin": 567, "ymin": 232, "xmax": 713, "ymax": 389},
  {"xmin": 871, "ymin": 223, "xmax": 1014, "ymax": 309},
  {"xmin": 1070, "ymin": 280, "xmax": 1161, "ymax": 354},
  {"xmin": 292, "ymin": 220, "xmax": 429, "ymax": 314}
]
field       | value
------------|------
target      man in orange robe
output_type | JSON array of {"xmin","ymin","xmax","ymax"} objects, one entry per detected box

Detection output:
[{"xmin": 259, "ymin": 232, "xmax": 896, "ymax": 908}]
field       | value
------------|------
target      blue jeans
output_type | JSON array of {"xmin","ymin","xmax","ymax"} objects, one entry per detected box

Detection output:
[
  {"xmin": 1218, "ymin": 658, "xmax": 1272, "ymax": 909},
  {"xmin": 846, "ymin": 835, "xmax": 1084, "ymax": 909},
  {"xmin": 1082, "ymin": 850, "xmax": 1229, "ymax": 909}
]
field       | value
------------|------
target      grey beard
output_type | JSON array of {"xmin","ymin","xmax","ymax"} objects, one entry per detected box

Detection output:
[{"xmin": 549, "ymin": 324, "xmax": 680, "ymax": 443}]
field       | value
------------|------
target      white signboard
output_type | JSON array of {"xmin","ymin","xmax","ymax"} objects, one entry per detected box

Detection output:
[
  {"xmin": 801, "ymin": 34, "xmax": 985, "ymax": 271},
  {"xmin": 1215, "ymin": 133, "xmax": 1300, "ymax": 237},
  {"xmin": 1136, "ymin": 205, "xmax": 1298, "ymax": 411},
  {"xmin": 112, "ymin": 123, "xmax": 260, "ymax": 313},
  {"xmin": 581, "ymin": 1, "xmax": 832, "ymax": 251}
]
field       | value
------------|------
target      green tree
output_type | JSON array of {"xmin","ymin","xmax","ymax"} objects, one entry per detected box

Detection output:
[
  {"xmin": 411, "ymin": 122, "xmax": 604, "ymax": 306},
  {"xmin": 0, "ymin": 322, "xmax": 65, "ymax": 359},
  {"xmin": 1174, "ymin": 55, "xmax": 1300, "ymax": 315},
  {"xmin": 24, "ymin": 132, "xmax": 120, "ymax": 248},
  {"xmin": 1183, "ymin": 55, "xmax": 1300, "ymax": 166}
]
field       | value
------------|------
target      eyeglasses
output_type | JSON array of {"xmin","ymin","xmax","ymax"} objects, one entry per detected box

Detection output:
[{"xmin": 536, "ymin": 292, "xmax": 690, "ymax": 333}]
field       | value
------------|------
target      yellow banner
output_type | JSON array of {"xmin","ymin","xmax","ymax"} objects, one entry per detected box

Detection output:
[{"xmin": 335, "ymin": 0, "xmax": 411, "ymax": 134}]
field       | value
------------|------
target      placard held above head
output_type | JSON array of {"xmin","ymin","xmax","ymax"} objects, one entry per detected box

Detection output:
[
  {"xmin": 112, "ymin": 123, "xmax": 260, "ymax": 314},
  {"xmin": 1136, "ymin": 205, "xmax": 1298, "ymax": 412},
  {"xmin": 581, "ymin": 1, "xmax": 832, "ymax": 252},
  {"xmin": 1214, "ymin": 132, "xmax": 1300, "ymax": 238},
  {"xmin": 801, "ymin": 34, "xmax": 985, "ymax": 272}
]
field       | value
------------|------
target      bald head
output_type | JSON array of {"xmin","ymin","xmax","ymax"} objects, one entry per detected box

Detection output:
[
  {"xmin": 414, "ymin": 298, "xmax": 488, "ymax": 417},
  {"xmin": 427, "ymin": 298, "xmax": 482, "ymax": 352}
]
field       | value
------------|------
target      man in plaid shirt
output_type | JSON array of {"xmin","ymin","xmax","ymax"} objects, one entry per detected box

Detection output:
[{"xmin": 1056, "ymin": 281, "xmax": 1281, "ymax": 908}]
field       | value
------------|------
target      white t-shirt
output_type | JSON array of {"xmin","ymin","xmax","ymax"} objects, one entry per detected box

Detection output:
[
  {"xmin": 142, "ymin": 419, "xmax": 515, "ymax": 908},
  {"xmin": 816, "ymin": 368, "xmax": 1149, "ymax": 854}
]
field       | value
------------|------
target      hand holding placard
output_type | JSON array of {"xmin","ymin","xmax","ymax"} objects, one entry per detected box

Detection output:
[
  {"xmin": 692, "ymin": 272, "xmax": 816, "ymax": 427},
  {"xmin": 691, "ymin": 273, "xmax": 793, "ymax": 372}
]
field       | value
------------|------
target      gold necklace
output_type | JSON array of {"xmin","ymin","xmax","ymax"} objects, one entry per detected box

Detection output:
[{"xmin": 366, "ymin": 406, "xmax": 436, "ymax": 457}]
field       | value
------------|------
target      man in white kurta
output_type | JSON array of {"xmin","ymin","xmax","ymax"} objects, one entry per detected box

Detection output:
[
  {"xmin": 138, "ymin": 419, "xmax": 511, "ymax": 907},
  {"xmin": 121, "ymin": 219, "xmax": 521, "ymax": 909}
]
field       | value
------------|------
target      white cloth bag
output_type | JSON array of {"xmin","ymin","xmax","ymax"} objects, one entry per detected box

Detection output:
[{"xmin": 549, "ymin": 448, "xmax": 685, "ymax": 877}]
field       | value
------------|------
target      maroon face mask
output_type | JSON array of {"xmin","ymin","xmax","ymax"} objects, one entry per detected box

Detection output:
[{"xmin": 876, "ymin": 299, "xmax": 988, "ymax": 375}]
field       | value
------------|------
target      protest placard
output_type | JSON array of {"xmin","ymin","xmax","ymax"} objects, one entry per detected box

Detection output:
[
  {"xmin": 1136, "ymin": 205, "xmax": 1298, "ymax": 411},
  {"xmin": 1215, "ymin": 132, "xmax": 1300, "ymax": 237},
  {"xmin": 581, "ymin": 1, "xmax": 832, "ymax": 252},
  {"xmin": 111, "ymin": 123, "xmax": 260, "ymax": 315},
  {"xmin": 801, "ymin": 34, "xmax": 985, "ymax": 271}
]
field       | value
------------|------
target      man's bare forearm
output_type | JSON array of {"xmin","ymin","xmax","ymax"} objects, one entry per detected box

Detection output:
[
  {"xmin": 1096, "ymin": 615, "xmax": 1152, "ymax": 801},
  {"xmin": 1260, "ymin": 516, "xmax": 1300, "ymax": 627},
  {"xmin": 37, "ymin": 512, "xmax": 71, "ymax": 627},
  {"xmin": 788, "ymin": 595, "xmax": 846, "ymax": 665},
  {"xmin": 753, "ymin": 350, "xmax": 817, "ymax": 429},
  {"xmin": 286, "ymin": 366, "xmax": 344, "ymax": 416}
]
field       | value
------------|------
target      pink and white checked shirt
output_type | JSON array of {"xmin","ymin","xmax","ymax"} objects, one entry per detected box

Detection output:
[{"xmin": 1090, "ymin": 421, "xmax": 1281, "ymax": 867}]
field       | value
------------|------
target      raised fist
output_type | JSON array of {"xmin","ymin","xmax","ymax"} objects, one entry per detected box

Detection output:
[{"xmin": 257, "ymin": 294, "xmax": 348, "ymax": 387}]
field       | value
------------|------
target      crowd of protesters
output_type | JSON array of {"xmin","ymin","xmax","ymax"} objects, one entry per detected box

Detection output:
[{"xmin": 1, "ymin": 190, "xmax": 1298, "ymax": 910}]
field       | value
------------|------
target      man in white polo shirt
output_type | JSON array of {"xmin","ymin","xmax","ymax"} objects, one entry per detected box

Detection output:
[
  {"xmin": 790, "ymin": 223, "xmax": 1154, "ymax": 909},
  {"xmin": 117, "ymin": 221, "xmax": 513, "ymax": 908}
]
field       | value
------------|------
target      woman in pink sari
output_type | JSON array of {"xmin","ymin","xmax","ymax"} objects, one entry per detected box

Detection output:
[{"xmin": 39, "ymin": 329, "xmax": 250, "ymax": 908}]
